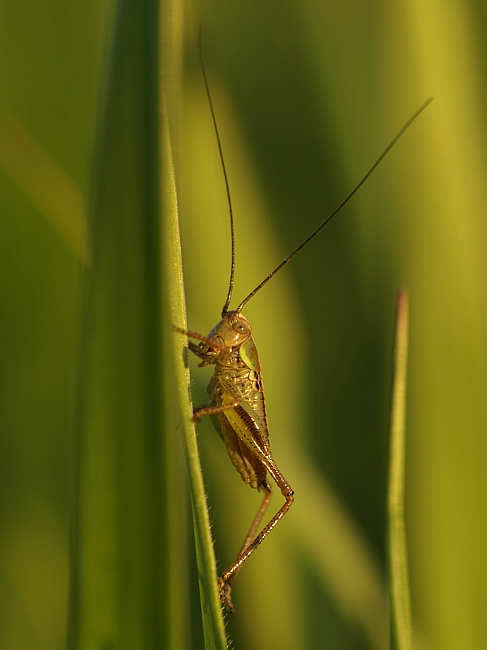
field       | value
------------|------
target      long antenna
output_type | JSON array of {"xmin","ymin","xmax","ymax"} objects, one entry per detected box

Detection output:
[
  {"xmin": 199, "ymin": 24, "xmax": 236, "ymax": 318},
  {"xmin": 236, "ymin": 96, "xmax": 433, "ymax": 313}
]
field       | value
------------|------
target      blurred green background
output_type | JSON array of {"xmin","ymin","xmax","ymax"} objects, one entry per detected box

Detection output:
[{"xmin": 1, "ymin": 0, "xmax": 487, "ymax": 649}]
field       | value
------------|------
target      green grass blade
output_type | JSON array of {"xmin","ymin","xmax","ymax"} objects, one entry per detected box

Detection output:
[
  {"xmin": 388, "ymin": 289, "xmax": 413, "ymax": 650},
  {"xmin": 162, "ymin": 106, "xmax": 228, "ymax": 649},
  {"xmin": 70, "ymin": 1, "xmax": 178, "ymax": 647}
]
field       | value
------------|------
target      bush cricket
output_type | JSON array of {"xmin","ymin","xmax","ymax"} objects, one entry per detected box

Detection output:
[{"xmin": 176, "ymin": 30, "xmax": 432, "ymax": 616}]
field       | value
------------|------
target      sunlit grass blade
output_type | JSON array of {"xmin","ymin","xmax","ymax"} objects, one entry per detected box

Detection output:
[
  {"xmin": 162, "ymin": 104, "xmax": 228, "ymax": 649},
  {"xmin": 387, "ymin": 289, "xmax": 412, "ymax": 650}
]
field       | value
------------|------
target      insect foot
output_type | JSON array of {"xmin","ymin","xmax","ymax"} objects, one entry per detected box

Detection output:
[{"xmin": 218, "ymin": 576, "xmax": 237, "ymax": 617}]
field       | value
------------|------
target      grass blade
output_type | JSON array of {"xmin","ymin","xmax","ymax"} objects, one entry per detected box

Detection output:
[
  {"xmin": 388, "ymin": 289, "xmax": 413, "ymax": 650},
  {"xmin": 162, "ymin": 105, "xmax": 228, "ymax": 649},
  {"xmin": 70, "ymin": 1, "xmax": 175, "ymax": 647}
]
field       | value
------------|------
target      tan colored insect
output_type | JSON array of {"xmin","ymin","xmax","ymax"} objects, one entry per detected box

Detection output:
[{"xmin": 176, "ymin": 30, "xmax": 432, "ymax": 616}]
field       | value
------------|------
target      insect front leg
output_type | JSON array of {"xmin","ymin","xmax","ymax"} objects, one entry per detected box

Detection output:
[{"xmin": 173, "ymin": 326, "xmax": 228, "ymax": 352}]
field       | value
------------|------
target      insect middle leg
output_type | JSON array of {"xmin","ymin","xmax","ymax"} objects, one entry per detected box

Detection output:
[
  {"xmin": 224, "ymin": 481, "xmax": 272, "ymax": 589},
  {"xmin": 192, "ymin": 401, "xmax": 240, "ymax": 422},
  {"xmin": 236, "ymin": 481, "xmax": 272, "ymax": 558}
]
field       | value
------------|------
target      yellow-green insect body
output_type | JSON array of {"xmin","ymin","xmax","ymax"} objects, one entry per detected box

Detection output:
[
  {"xmin": 185, "ymin": 310, "xmax": 294, "ymax": 614},
  {"xmin": 178, "ymin": 26, "xmax": 432, "ymax": 618}
]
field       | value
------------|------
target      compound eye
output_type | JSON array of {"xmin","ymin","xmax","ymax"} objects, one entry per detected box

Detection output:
[{"xmin": 232, "ymin": 320, "xmax": 250, "ymax": 335}]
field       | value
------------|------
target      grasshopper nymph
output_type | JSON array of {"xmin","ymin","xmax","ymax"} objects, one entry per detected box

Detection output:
[{"xmin": 176, "ymin": 27, "xmax": 432, "ymax": 616}]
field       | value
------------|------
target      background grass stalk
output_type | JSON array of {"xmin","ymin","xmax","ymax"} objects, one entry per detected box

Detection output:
[{"xmin": 388, "ymin": 289, "xmax": 413, "ymax": 650}]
